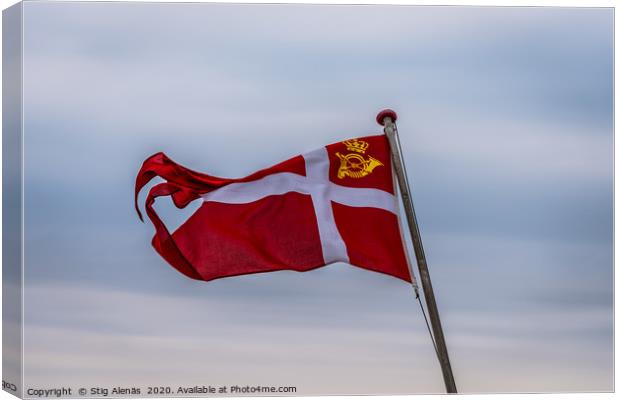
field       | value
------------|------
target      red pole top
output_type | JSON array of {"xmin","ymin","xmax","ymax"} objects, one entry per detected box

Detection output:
[{"xmin": 376, "ymin": 109, "xmax": 398, "ymax": 126}]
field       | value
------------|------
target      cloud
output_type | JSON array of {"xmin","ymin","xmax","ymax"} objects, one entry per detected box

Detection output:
[{"xmin": 23, "ymin": 279, "xmax": 611, "ymax": 393}]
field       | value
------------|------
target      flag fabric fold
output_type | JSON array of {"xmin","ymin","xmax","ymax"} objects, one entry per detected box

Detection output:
[{"xmin": 135, "ymin": 134, "xmax": 414, "ymax": 283}]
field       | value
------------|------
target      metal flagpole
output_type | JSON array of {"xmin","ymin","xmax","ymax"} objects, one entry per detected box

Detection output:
[{"xmin": 377, "ymin": 109, "xmax": 458, "ymax": 394}]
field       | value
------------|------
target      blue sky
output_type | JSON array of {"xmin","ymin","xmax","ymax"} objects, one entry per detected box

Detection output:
[{"xmin": 16, "ymin": 2, "xmax": 613, "ymax": 394}]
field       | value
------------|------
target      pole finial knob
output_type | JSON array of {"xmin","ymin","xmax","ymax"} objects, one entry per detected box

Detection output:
[{"xmin": 376, "ymin": 109, "xmax": 398, "ymax": 126}]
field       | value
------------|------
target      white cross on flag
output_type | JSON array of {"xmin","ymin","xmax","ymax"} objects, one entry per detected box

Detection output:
[{"xmin": 135, "ymin": 134, "xmax": 413, "ymax": 283}]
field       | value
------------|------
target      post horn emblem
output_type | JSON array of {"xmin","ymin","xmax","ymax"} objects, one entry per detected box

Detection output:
[{"xmin": 335, "ymin": 139, "xmax": 383, "ymax": 179}]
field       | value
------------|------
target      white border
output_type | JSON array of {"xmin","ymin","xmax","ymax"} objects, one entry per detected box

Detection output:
[{"xmin": 0, "ymin": 2, "xmax": 615, "ymax": 400}]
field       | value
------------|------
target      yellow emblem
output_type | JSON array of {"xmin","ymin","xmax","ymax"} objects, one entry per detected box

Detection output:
[{"xmin": 335, "ymin": 139, "xmax": 383, "ymax": 179}]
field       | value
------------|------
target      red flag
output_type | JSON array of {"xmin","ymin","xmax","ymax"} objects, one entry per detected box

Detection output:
[{"xmin": 135, "ymin": 134, "xmax": 413, "ymax": 283}]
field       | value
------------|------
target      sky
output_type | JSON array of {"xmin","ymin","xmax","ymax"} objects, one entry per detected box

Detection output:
[{"xmin": 11, "ymin": 2, "xmax": 614, "ymax": 395}]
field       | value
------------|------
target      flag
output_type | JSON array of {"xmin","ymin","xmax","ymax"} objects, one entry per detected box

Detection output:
[{"xmin": 135, "ymin": 134, "xmax": 413, "ymax": 283}]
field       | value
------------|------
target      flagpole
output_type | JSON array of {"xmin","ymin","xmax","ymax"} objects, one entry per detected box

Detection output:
[{"xmin": 377, "ymin": 109, "xmax": 458, "ymax": 394}]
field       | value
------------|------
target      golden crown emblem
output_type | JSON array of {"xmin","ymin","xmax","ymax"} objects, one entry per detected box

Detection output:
[
  {"xmin": 342, "ymin": 139, "xmax": 369, "ymax": 154},
  {"xmin": 335, "ymin": 139, "xmax": 383, "ymax": 179}
]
